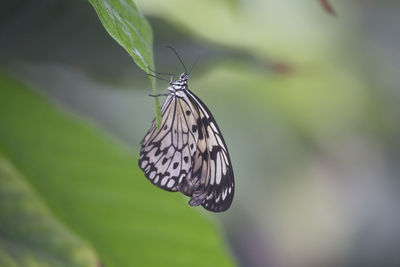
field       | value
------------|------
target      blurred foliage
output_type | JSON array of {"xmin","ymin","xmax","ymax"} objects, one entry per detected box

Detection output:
[
  {"xmin": 89, "ymin": 0, "xmax": 154, "ymax": 72},
  {"xmin": 1, "ymin": 0, "xmax": 400, "ymax": 266},
  {"xmin": 89, "ymin": 0, "xmax": 162, "ymax": 127},
  {"xmin": 0, "ymin": 153, "xmax": 98, "ymax": 267},
  {"xmin": 0, "ymin": 74, "xmax": 235, "ymax": 266},
  {"xmin": 318, "ymin": 0, "xmax": 336, "ymax": 16}
]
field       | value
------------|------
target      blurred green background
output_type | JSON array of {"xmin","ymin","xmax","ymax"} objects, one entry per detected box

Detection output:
[{"xmin": 1, "ymin": 0, "xmax": 400, "ymax": 266}]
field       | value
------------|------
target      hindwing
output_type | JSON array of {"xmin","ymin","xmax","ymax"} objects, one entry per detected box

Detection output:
[{"xmin": 186, "ymin": 90, "xmax": 235, "ymax": 212}]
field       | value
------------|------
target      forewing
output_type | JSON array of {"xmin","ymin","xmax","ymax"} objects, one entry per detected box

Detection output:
[
  {"xmin": 139, "ymin": 95, "xmax": 199, "ymax": 192},
  {"xmin": 187, "ymin": 91, "xmax": 235, "ymax": 212}
]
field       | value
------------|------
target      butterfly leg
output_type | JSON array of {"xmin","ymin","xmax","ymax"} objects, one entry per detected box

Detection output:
[
  {"xmin": 147, "ymin": 66, "xmax": 174, "ymax": 77},
  {"xmin": 146, "ymin": 73, "xmax": 170, "ymax": 82},
  {"xmin": 149, "ymin": 93, "xmax": 170, "ymax": 97}
]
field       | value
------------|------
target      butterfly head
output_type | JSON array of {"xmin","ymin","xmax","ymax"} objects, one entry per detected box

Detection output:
[
  {"xmin": 179, "ymin": 73, "xmax": 189, "ymax": 81},
  {"xmin": 169, "ymin": 72, "xmax": 189, "ymax": 93}
]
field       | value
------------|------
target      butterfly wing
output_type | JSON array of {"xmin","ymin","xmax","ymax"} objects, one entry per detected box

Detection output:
[
  {"xmin": 186, "ymin": 90, "xmax": 235, "ymax": 212},
  {"xmin": 139, "ymin": 95, "xmax": 199, "ymax": 192},
  {"xmin": 139, "ymin": 89, "xmax": 234, "ymax": 212}
]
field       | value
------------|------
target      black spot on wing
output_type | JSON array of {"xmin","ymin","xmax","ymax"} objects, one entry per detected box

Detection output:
[{"xmin": 210, "ymin": 145, "xmax": 220, "ymax": 160}]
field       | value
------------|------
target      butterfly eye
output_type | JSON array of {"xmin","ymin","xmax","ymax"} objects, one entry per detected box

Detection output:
[{"xmin": 179, "ymin": 73, "xmax": 188, "ymax": 80}]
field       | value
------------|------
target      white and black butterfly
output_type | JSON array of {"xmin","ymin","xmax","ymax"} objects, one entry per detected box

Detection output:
[{"xmin": 138, "ymin": 57, "xmax": 234, "ymax": 212}]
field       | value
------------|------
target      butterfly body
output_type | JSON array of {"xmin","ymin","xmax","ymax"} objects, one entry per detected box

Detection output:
[{"xmin": 139, "ymin": 73, "xmax": 234, "ymax": 212}]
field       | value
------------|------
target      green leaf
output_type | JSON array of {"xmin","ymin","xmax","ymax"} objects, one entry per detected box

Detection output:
[
  {"xmin": 88, "ymin": 0, "xmax": 153, "ymax": 72},
  {"xmin": 0, "ymin": 153, "xmax": 99, "ymax": 267},
  {"xmin": 88, "ymin": 0, "xmax": 161, "ymax": 127},
  {"xmin": 0, "ymin": 74, "xmax": 235, "ymax": 266}
]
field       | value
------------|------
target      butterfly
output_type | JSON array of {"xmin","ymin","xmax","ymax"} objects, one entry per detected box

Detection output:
[{"xmin": 138, "ymin": 66, "xmax": 234, "ymax": 212}]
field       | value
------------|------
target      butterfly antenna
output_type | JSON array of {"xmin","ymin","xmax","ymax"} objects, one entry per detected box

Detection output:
[
  {"xmin": 165, "ymin": 45, "xmax": 188, "ymax": 73},
  {"xmin": 188, "ymin": 55, "xmax": 200, "ymax": 75}
]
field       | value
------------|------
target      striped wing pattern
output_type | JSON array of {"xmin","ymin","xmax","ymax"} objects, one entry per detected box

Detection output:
[{"xmin": 139, "ymin": 74, "xmax": 234, "ymax": 212}]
